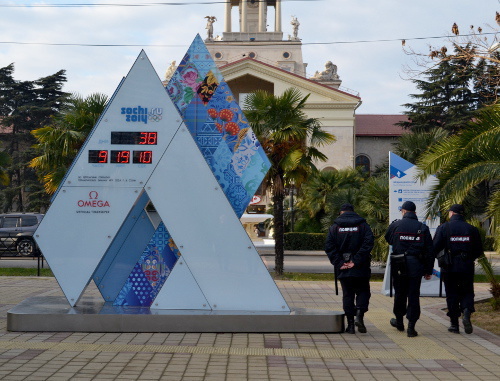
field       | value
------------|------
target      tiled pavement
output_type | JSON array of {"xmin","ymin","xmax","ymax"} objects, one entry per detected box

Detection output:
[{"xmin": 0, "ymin": 277, "xmax": 498, "ymax": 380}]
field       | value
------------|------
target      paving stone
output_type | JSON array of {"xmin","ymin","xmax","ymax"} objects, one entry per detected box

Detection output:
[{"xmin": 0, "ymin": 278, "xmax": 498, "ymax": 380}]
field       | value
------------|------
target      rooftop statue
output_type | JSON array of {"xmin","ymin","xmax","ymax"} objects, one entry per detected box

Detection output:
[
  {"xmin": 164, "ymin": 60, "xmax": 176, "ymax": 82},
  {"xmin": 290, "ymin": 16, "xmax": 300, "ymax": 41},
  {"xmin": 312, "ymin": 61, "xmax": 340, "ymax": 81},
  {"xmin": 205, "ymin": 16, "xmax": 217, "ymax": 41}
]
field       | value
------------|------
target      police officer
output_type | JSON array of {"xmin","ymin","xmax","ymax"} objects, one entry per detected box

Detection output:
[
  {"xmin": 325, "ymin": 203, "xmax": 374, "ymax": 334},
  {"xmin": 433, "ymin": 204, "xmax": 483, "ymax": 334},
  {"xmin": 385, "ymin": 201, "xmax": 433, "ymax": 337}
]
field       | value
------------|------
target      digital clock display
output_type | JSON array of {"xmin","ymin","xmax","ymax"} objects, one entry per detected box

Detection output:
[
  {"xmin": 111, "ymin": 131, "xmax": 157, "ymax": 145},
  {"xmin": 111, "ymin": 150, "xmax": 131, "ymax": 163},
  {"xmin": 88, "ymin": 150, "xmax": 109, "ymax": 163},
  {"xmin": 133, "ymin": 150, "xmax": 153, "ymax": 164},
  {"xmin": 88, "ymin": 150, "xmax": 153, "ymax": 164}
]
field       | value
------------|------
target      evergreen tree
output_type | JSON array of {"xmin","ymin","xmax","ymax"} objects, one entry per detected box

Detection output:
[
  {"xmin": 399, "ymin": 45, "xmax": 479, "ymax": 133},
  {"xmin": 0, "ymin": 64, "xmax": 68, "ymax": 211},
  {"xmin": 473, "ymin": 54, "xmax": 500, "ymax": 107}
]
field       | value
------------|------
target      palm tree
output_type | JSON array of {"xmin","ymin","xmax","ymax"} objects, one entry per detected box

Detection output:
[
  {"xmin": 357, "ymin": 176, "xmax": 390, "ymax": 262},
  {"xmin": 244, "ymin": 88, "xmax": 336, "ymax": 275},
  {"xmin": 417, "ymin": 104, "xmax": 500, "ymax": 307},
  {"xmin": 298, "ymin": 167, "xmax": 364, "ymax": 229},
  {"xmin": 416, "ymin": 104, "xmax": 500, "ymax": 223},
  {"xmin": 320, "ymin": 174, "xmax": 389, "ymax": 262},
  {"xmin": 393, "ymin": 127, "xmax": 450, "ymax": 164},
  {"xmin": 30, "ymin": 93, "xmax": 108, "ymax": 193}
]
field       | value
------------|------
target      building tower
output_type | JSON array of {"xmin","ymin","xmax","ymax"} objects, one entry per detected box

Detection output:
[
  {"xmin": 206, "ymin": 0, "xmax": 308, "ymax": 77},
  {"xmin": 165, "ymin": 0, "xmax": 360, "ymax": 177}
]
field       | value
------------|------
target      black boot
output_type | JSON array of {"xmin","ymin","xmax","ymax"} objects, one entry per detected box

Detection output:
[
  {"xmin": 390, "ymin": 317, "xmax": 405, "ymax": 331},
  {"xmin": 407, "ymin": 321, "xmax": 418, "ymax": 337},
  {"xmin": 462, "ymin": 308, "xmax": 473, "ymax": 334},
  {"xmin": 448, "ymin": 317, "xmax": 459, "ymax": 333},
  {"xmin": 345, "ymin": 316, "xmax": 355, "ymax": 334},
  {"xmin": 355, "ymin": 310, "xmax": 367, "ymax": 333}
]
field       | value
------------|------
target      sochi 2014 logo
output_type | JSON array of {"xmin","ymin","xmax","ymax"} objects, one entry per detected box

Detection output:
[{"xmin": 121, "ymin": 106, "xmax": 163, "ymax": 124}]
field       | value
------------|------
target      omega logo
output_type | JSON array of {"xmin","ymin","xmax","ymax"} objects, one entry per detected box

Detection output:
[{"xmin": 77, "ymin": 191, "xmax": 110, "ymax": 207}]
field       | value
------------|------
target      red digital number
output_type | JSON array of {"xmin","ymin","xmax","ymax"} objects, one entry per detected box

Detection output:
[
  {"xmin": 147, "ymin": 132, "xmax": 157, "ymax": 145},
  {"xmin": 139, "ymin": 132, "xmax": 157, "ymax": 145},
  {"xmin": 140, "ymin": 151, "xmax": 152, "ymax": 163},
  {"xmin": 117, "ymin": 150, "xmax": 130, "ymax": 163},
  {"xmin": 98, "ymin": 150, "xmax": 108, "ymax": 163}
]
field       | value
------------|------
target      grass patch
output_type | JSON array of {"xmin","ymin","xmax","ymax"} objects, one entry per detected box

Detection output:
[
  {"xmin": 0, "ymin": 268, "xmax": 496, "ymax": 283},
  {"xmin": 472, "ymin": 299, "xmax": 500, "ymax": 336},
  {"xmin": 272, "ymin": 273, "xmax": 497, "ymax": 282},
  {"xmin": 474, "ymin": 274, "xmax": 500, "ymax": 282},
  {"xmin": 272, "ymin": 272, "xmax": 385, "ymax": 281},
  {"xmin": 0, "ymin": 268, "xmax": 53, "ymax": 277}
]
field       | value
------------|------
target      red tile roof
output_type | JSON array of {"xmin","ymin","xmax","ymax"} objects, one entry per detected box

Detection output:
[{"xmin": 355, "ymin": 114, "xmax": 407, "ymax": 137}]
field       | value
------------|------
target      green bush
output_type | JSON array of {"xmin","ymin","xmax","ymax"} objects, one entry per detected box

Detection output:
[
  {"xmin": 484, "ymin": 236, "xmax": 495, "ymax": 251},
  {"xmin": 284, "ymin": 232, "xmax": 326, "ymax": 250}
]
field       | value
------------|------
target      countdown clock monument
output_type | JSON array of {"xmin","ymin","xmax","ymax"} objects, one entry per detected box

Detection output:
[{"xmin": 7, "ymin": 36, "xmax": 343, "ymax": 332}]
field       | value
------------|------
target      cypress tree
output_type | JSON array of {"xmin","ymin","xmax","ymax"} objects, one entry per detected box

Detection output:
[{"xmin": 0, "ymin": 64, "xmax": 68, "ymax": 211}]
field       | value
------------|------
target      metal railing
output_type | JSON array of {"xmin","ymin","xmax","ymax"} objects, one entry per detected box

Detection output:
[{"xmin": 0, "ymin": 234, "xmax": 21, "ymax": 256}]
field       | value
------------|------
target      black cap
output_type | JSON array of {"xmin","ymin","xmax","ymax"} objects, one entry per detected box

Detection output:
[
  {"xmin": 340, "ymin": 203, "xmax": 354, "ymax": 212},
  {"xmin": 449, "ymin": 204, "xmax": 465, "ymax": 214},
  {"xmin": 401, "ymin": 201, "xmax": 416, "ymax": 212}
]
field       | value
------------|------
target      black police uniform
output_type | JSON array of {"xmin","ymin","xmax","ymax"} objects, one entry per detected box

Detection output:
[
  {"xmin": 325, "ymin": 211, "xmax": 374, "ymax": 331},
  {"xmin": 385, "ymin": 212, "xmax": 434, "ymax": 327},
  {"xmin": 433, "ymin": 214, "xmax": 483, "ymax": 331}
]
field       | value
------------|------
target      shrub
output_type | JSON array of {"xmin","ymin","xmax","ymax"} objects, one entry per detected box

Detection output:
[
  {"xmin": 284, "ymin": 232, "xmax": 326, "ymax": 250},
  {"xmin": 484, "ymin": 236, "xmax": 495, "ymax": 251}
]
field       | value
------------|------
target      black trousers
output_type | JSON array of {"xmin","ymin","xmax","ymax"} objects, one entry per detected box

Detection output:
[
  {"xmin": 339, "ymin": 277, "xmax": 371, "ymax": 316},
  {"xmin": 392, "ymin": 273, "xmax": 422, "ymax": 322},
  {"xmin": 442, "ymin": 272, "xmax": 475, "ymax": 318}
]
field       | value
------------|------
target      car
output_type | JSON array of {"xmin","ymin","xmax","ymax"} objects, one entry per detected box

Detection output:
[{"xmin": 0, "ymin": 213, "xmax": 44, "ymax": 256}]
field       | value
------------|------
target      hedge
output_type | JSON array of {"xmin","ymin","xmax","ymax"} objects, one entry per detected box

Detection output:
[
  {"xmin": 484, "ymin": 236, "xmax": 495, "ymax": 251},
  {"xmin": 284, "ymin": 234, "xmax": 497, "ymax": 251},
  {"xmin": 284, "ymin": 232, "xmax": 327, "ymax": 250}
]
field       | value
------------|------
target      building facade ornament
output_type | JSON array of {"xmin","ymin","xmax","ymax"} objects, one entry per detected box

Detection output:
[
  {"xmin": 221, "ymin": 60, "xmax": 357, "ymax": 103},
  {"xmin": 164, "ymin": 60, "xmax": 177, "ymax": 82},
  {"xmin": 205, "ymin": 16, "xmax": 217, "ymax": 41},
  {"xmin": 290, "ymin": 16, "xmax": 300, "ymax": 41},
  {"xmin": 312, "ymin": 61, "xmax": 340, "ymax": 81}
]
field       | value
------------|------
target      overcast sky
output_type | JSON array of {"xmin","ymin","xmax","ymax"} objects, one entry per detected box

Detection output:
[{"xmin": 1, "ymin": 0, "xmax": 498, "ymax": 114}]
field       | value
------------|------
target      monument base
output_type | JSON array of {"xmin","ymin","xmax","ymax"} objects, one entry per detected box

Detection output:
[{"xmin": 7, "ymin": 296, "xmax": 344, "ymax": 333}]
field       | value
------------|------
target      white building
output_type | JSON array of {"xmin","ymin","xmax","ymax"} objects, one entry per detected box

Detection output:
[{"xmin": 165, "ymin": 1, "xmax": 405, "ymax": 238}]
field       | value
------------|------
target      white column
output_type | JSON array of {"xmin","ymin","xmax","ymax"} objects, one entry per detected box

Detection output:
[
  {"xmin": 275, "ymin": 0, "xmax": 282, "ymax": 32},
  {"xmin": 258, "ymin": 0, "xmax": 266, "ymax": 32},
  {"xmin": 225, "ymin": 0, "xmax": 231, "ymax": 32},
  {"xmin": 241, "ymin": 0, "xmax": 248, "ymax": 32}
]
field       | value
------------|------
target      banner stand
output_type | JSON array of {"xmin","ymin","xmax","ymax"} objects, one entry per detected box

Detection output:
[{"xmin": 382, "ymin": 152, "xmax": 445, "ymax": 297}]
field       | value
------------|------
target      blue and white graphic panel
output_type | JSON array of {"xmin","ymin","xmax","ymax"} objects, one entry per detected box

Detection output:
[
  {"xmin": 383, "ymin": 151, "xmax": 442, "ymax": 297},
  {"xmin": 146, "ymin": 126, "xmax": 289, "ymax": 312}
]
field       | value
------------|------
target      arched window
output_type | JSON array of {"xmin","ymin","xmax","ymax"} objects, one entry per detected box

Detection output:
[
  {"xmin": 355, "ymin": 155, "xmax": 371, "ymax": 174},
  {"xmin": 321, "ymin": 166, "xmax": 337, "ymax": 173}
]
